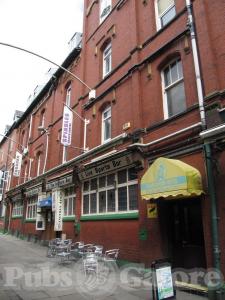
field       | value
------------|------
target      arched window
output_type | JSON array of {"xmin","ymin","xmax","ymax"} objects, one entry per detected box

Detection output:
[
  {"xmin": 155, "ymin": 0, "xmax": 176, "ymax": 30},
  {"xmin": 39, "ymin": 109, "xmax": 45, "ymax": 128},
  {"xmin": 102, "ymin": 106, "xmax": 111, "ymax": 143},
  {"xmin": 103, "ymin": 43, "xmax": 112, "ymax": 78},
  {"xmin": 65, "ymin": 84, "xmax": 71, "ymax": 107},
  {"xmin": 100, "ymin": 0, "xmax": 111, "ymax": 23},
  {"xmin": 162, "ymin": 58, "xmax": 186, "ymax": 119},
  {"xmin": 36, "ymin": 152, "xmax": 42, "ymax": 176}
]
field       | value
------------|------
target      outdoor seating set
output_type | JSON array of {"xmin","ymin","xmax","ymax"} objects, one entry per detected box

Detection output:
[{"xmin": 46, "ymin": 238, "xmax": 119, "ymax": 275}]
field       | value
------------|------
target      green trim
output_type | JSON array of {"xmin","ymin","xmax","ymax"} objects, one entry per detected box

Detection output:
[
  {"xmin": 12, "ymin": 216, "xmax": 23, "ymax": 219},
  {"xmin": 24, "ymin": 219, "xmax": 36, "ymax": 223},
  {"xmin": 80, "ymin": 212, "xmax": 139, "ymax": 221},
  {"xmin": 63, "ymin": 216, "xmax": 75, "ymax": 222}
]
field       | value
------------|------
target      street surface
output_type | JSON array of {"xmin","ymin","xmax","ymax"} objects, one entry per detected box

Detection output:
[{"xmin": 0, "ymin": 234, "xmax": 207, "ymax": 300}]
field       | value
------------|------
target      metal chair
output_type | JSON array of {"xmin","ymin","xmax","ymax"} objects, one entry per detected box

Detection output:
[
  {"xmin": 83, "ymin": 253, "xmax": 98, "ymax": 276},
  {"xmin": 103, "ymin": 249, "xmax": 119, "ymax": 265}
]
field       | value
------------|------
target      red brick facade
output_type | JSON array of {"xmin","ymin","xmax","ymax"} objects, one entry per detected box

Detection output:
[{"xmin": 0, "ymin": 0, "xmax": 225, "ymax": 273}]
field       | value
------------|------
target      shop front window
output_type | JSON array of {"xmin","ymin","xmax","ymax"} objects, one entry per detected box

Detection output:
[
  {"xmin": 82, "ymin": 167, "xmax": 138, "ymax": 215},
  {"xmin": 63, "ymin": 186, "xmax": 75, "ymax": 217},
  {"xmin": 26, "ymin": 196, "xmax": 37, "ymax": 219},
  {"xmin": 12, "ymin": 201, "xmax": 23, "ymax": 217}
]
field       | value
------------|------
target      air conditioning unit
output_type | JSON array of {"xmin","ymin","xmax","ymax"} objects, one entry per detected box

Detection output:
[{"xmin": 36, "ymin": 213, "xmax": 46, "ymax": 230}]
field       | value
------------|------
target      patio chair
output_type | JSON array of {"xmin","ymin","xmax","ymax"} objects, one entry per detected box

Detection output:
[
  {"xmin": 93, "ymin": 245, "xmax": 103, "ymax": 257},
  {"xmin": 55, "ymin": 244, "xmax": 71, "ymax": 263},
  {"xmin": 83, "ymin": 253, "xmax": 98, "ymax": 276},
  {"xmin": 46, "ymin": 239, "xmax": 58, "ymax": 257},
  {"xmin": 103, "ymin": 249, "xmax": 119, "ymax": 265}
]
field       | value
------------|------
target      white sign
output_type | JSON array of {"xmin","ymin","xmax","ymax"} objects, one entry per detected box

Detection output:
[
  {"xmin": 13, "ymin": 151, "xmax": 22, "ymax": 177},
  {"xmin": 36, "ymin": 213, "xmax": 46, "ymax": 230},
  {"xmin": 156, "ymin": 266, "xmax": 174, "ymax": 300},
  {"xmin": 54, "ymin": 190, "xmax": 64, "ymax": 231},
  {"xmin": 78, "ymin": 154, "xmax": 133, "ymax": 180},
  {"xmin": 61, "ymin": 106, "xmax": 73, "ymax": 146},
  {"xmin": 52, "ymin": 188, "xmax": 61, "ymax": 212}
]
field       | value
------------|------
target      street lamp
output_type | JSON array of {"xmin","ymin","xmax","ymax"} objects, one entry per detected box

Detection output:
[{"xmin": 0, "ymin": 42, "xmax": 96, "ymax": 101}]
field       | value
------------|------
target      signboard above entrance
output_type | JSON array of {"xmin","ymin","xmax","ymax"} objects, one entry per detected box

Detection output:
[{"xmin": 78, "ymin": 154, "xmax": 133, "ymax": 180}]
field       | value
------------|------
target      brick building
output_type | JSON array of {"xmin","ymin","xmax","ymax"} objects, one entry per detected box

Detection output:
[{"xmin": 0, "ymin": 0, "xmax": 225, "ymax": 275}]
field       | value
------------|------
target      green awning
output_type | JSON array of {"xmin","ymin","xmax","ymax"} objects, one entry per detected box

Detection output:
[{"xmin": 141, "ymin": 157, "xmax": 204, "ymax": 200}]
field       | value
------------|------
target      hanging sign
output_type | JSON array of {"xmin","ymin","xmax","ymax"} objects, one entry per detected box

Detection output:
[
  {"xmin": 61, "ymin": 106, "xmax": 73, "ymax": 146},
  {"xmin": 147, "ymin": 203, "xmax": 158, "ymax": 218},
  {"xmin": 52, "ymin": 188, "xmax": 61, "ymax": 212},
  {"xmin": 54, "ymin": 190, "xmax": 64, "ymax": 231},
  {"xmin": 13, "ymin": 151, "xmax": 22, "ymax": 177}
]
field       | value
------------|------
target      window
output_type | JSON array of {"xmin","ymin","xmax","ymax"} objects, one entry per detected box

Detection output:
[
  {"xmin": 24, "ymin": 163, "xmax": 28, "ymax": 183},
  {"xmin": 36, "ymin": 153, "xmax": 42, "ymax": 176},
  {"xmin": 100, "ymin": 0, "xmax": 111, "ymax": 23},
  {"xmin": 82, "ymin": 167, "xmax": 138, "ymax": 215},
  {"xmin": 40, "ymin": 109, "xmax": 45, "ymax": 128},
  {"xmin": 162, "ymin": 58, "xmax": 186, "ymax": 118},
  {"xmin": 155, "ymin": 0, "xmax": 176, "ymax": 30},
  {"xmin": 12, "ymin": 201, "xmax": 23, "ymax": 217},
  {"xmin": 103, "ymin": 43, "xmax": 112, "ymax": 78},
  {"xmin": 102, "ymin": 106, "xmax": 111, "ymax": 143},
  {"xmin": 63, "ymin": 186, "xmax": 75, "ymax": 217},
  {"xmin": 66, "ymin": 85, "xmax": 71, "ymax": 107},
  {"xmin": 26, "ymin": 196, "xmax": 37, "ymax": 219}
]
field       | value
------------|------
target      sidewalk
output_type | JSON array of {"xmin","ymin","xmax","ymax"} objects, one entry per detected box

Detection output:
[{"xmin": 0, "ymin": 233, "xmax": 207, "ymax": 300}]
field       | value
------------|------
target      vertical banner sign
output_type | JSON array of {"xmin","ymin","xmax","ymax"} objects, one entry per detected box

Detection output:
[
  {"xmin": 61, "ymin": 106, "xmax": 73, "ymax": 146},
  {"xmin": 52, "ymin": 188, "xmax": 60, "ymax": 212},
  {"xmin": 13, "ymin": 151, "xmax": 22, "ymax": 177},
  {"xmin": 54, "ymin": 190, "xmax": 64, "ymax": 231}
]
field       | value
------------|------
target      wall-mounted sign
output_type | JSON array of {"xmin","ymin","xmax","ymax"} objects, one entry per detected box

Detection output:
[
  {"xmin": 61, "ymin": 106, "xmax": 73, "ymax": 146},
  {"xmin": 147, "ymin": 203, "xmax": 158, "ymax": 218},
  {"xmin": 25, "ymin": 185, "xmax": 42, "ymax": 197},
  {"xmin": 78, "ymin": 154, "xmax": 133, "ymax": 180},
  {"xmin": 52, "ymin": 188, "xmax": 60, "ymax": 212},
  {"xmin": 54, "ymin": 190, "xmax": 64, "ymax": 231},
  {"xmin": 46, "ymin": 174, "xmax": 73, "ymax": 190},
  {"xmin": 13, "ymin": 151, "xmax": 22, "ymax": 177}
]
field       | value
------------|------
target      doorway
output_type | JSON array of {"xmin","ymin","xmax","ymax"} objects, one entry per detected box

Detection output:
[{"xmin": 159, "ymin": 198, "xmax": 206, "ymax": 269}]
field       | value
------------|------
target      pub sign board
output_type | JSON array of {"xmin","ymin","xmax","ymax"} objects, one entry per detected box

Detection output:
[{"xmin": 152, "ymin": 260, "xmax": 176, "ymax": 300}]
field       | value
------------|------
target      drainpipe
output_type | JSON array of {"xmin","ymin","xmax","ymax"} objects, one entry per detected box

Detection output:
[{"xmin": 186, "ymin": 0, "xmax": 222, "ymax": 294}]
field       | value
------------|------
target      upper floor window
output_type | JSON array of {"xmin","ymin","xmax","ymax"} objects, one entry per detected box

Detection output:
[
  {"xmin": 40, "ymin": 109, "xmax": 45, "ymax": 128},
  {"xmin": 100, "ymin": 0, "xmax": 111, "ymax": 23},
  {"xmin": 66, "ymin": 85, "xmax": 71, "ymax": 107},
  {"xmin": 102, "ymin": 106, "xmax": 111, "ymax": 143},
  {"xmin": 36, "ymin": 153, "xmax": 42, "ymax": 176},
  {"xmin": 162, "ymin": 58, "xmax": 186, "ymax": 119},
  {"xmin": 155, "ymin": 0, "xmax": 176, "ymax": 30},
  {"xmin": 103, "ymin": 43, "xmax": 112, "ymax": 78}
]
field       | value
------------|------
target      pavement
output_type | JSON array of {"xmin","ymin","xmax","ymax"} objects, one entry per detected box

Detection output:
[{"xmin": 0, "ymin": 233, "xmax": 208, "ymax": 300}]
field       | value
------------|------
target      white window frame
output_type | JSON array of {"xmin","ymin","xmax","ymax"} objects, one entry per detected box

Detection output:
[
  {"xmin": 82, "ymin": 168, "xmax": 138, "ymax": 216},
  {"xmin": 102, "ymin": 106, "xmax": 111, "ymax": 143},
  {"xmin": 66, "ymin": 85, "xmax": 71, "ymax": 107},
  {"xmin": 63, "ymin": 186, "xmax": 75, "ymax": 217},
  {"xmin": 161, "ymin": 58, "xmax": 186, "ymax": 119},
  {"xmin": 100, "ymin": 0, "xmax": 111, "ymax": 23},
  {"xmin": 103, "ymin": 43, "xmax": 112, "ymax": 78},
  {"xmin": 12, "ymin": 201, "xmax": 23, "ymax": 217},
  {"xmin": 24, "ymin": 163, "xmax": 28, "ymax": 183},
  {"xmin": 40, "ymin": 110, "xmax": 45, "ymax": 128},
  {"xmin": 26, "ymin": 197, "xmax": 37, "ymax": 219},
  {"xmin": 155, "ymin": 0, "xmax": 176, "ymax": 30},
  {"xmin": 36, "ymin": 154, "xmax": 41, "ymax": 176}
]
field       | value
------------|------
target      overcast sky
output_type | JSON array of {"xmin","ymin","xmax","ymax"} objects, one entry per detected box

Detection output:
[{"xmin": 0, "ymin": 0, "xmax": 84, "ymax": 137}]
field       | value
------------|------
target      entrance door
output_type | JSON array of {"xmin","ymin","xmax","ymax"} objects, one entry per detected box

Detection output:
[{"xmin": 159, "ymin": 198, "xmax": 206, "ymax": 269}]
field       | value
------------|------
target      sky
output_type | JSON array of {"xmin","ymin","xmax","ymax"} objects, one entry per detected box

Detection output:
[{"xmin": 0, "ymin": 0, "xmax": 84, "ymax": 137}]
